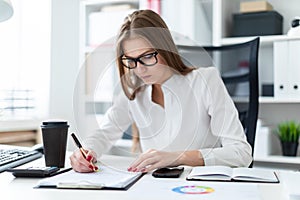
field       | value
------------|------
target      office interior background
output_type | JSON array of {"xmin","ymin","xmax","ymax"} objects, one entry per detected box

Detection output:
[{"xmin": 1, "ymin": 0, "xmax": 300, "ymax": 169}]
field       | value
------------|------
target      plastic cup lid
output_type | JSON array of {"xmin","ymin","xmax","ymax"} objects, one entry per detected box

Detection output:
[{"xmin": 41, "ymin": 121, "xmax": 68, "ymax": 126}]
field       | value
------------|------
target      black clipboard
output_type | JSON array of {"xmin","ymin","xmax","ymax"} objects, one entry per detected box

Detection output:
[{"xmin": 35, "ymin": 166, "xmax": 144, "ymax": 190}]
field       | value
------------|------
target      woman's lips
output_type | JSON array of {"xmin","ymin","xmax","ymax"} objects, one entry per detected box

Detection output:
[{"xmin": 141, "ymin": 75, "xmax": 151, "ymax": 79}]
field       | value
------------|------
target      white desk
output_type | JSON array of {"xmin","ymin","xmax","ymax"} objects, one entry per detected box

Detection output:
[{"xmin": 0, "ymin": 154, "xmax": 297, "ymax": 200}]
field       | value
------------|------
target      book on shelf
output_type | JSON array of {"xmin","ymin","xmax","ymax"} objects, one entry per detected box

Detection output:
[{"xmin": 186, "ymin": 166, "xmax": 279, "ymax": 183}]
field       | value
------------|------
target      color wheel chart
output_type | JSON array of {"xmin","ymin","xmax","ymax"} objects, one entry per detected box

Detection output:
[{"xmin": 172, "ymin": 185, "xmax": 215, "ymax": 194}]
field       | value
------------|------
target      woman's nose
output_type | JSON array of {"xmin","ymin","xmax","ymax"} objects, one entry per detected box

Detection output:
[{"xmin": 135, "ymin": 62, "xmax": 146, "ymax": 73}]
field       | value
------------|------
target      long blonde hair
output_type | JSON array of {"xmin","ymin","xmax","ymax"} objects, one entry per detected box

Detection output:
[{"xmin": 116, "ymin": 10, "xmax": 194, "ymax": 100}]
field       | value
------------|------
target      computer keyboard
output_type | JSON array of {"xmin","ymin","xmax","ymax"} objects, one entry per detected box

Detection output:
[{"xmin": 0, "ymin": 145, "xmax": 43, "ymax": 173}]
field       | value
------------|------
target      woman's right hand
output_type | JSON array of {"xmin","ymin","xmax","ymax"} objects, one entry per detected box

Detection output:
[{"xmin": 69, "ymin": 149, "xmax": 98, "ymax": 172}]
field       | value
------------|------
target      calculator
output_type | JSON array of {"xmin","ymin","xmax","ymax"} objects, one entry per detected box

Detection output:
[{"xmin": 6, "ymin": 166, "xmax": 60, "ymax": 177}]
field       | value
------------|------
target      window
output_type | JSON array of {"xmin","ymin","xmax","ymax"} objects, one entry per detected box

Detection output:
[{"xmin": 0, "ymin": 0, "xmax": 50, "ymax": 120}]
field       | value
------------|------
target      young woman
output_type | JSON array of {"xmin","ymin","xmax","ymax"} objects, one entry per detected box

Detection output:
[{"xmin": 70, "ymin": 9, "xmax": 252, "ymax": 173}]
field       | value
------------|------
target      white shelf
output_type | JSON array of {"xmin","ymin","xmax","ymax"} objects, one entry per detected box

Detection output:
[
  {"xmin": 221, "ymin": 35, "xmax": 300, "ymax": 46},
  {"xmin": 0, "ymin": 119, "xmax": 42, "ymax": 132},
  {"xmin": 84, "ymin": 0, "xmax": 138, "ymax": 6},
  {"xmin": 255, "ymin": 155, "xmax": 300, "ymax": 165},
  {"xmin": 259, "ymin": 97, "xmax": 300, "ymax": 104},
  {"xmin": 87, "ymin": 96, "xmax": 300, "ymax": 104},
  {"xmin": 232, "ymin": 96, "xmax": 300, "ymax": 104}
]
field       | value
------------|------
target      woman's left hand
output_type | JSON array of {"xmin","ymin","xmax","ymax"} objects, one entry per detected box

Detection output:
[{"xmin": 128, "ymin": 149, "xmax": 182, "ymax": 172}]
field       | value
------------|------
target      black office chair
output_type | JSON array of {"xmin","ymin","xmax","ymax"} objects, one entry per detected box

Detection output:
[{"xmin": 177, "ymin": 37, "xmax": 260, "ymax": 159}]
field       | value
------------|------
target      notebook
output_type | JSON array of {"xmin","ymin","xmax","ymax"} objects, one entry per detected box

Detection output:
[
  {"xmin": 35, "ymin": 165, "xmax": 143, "ymax": 190},
  {"xmin": 186, "ymin": 166, "xmax": 279, "ymax": 183}
]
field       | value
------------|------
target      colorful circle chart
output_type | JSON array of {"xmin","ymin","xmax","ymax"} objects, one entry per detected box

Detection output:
[{"xmin": 172, "ymin": 185, "xmax": 214, "ymax": 195}]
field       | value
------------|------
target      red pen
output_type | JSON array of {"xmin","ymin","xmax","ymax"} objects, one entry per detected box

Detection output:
[{"xmin": 71, "ymin": 133, "xmax": 98, "ymax": 171}]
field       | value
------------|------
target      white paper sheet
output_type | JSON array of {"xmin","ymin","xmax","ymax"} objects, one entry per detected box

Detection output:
[{"xmin": 36, "ymin": 165, "xmax": 142, "ymax": 189}]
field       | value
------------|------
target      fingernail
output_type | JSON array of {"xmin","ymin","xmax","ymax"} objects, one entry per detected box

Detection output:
[
  {"xmin": 128, "ymin": 167, "xmax": 132, "ymax": 171},
  {"xmin": 86, "ymin": 155, "xmax": 92, "ymax": 162},
  {"xmin": 94, "ymin": 166, "xmax": 98, "ymax": 171},
  {"xmin": 89, "ymin": 165, "xmax": 93, "ymax": 170},
  {"xmin": 132, "ymin": 168, "xmax": 137, "ymax": 172},
  {"xmin": 141, "ymin": 168, "xmax": 146, "ymax": 173}
]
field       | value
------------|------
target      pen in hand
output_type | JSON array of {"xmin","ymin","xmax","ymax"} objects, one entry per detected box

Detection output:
[{"xmin": 71, "ymin": 133, "xmax": 98, "ymax": 172}]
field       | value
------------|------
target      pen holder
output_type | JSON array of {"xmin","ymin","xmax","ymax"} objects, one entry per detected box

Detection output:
[{"xmin": 41, "ymin": 121, "xmax": 69, "ymax": 168}]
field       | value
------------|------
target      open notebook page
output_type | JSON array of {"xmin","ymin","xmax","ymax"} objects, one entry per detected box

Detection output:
[
  {"xmin": 232, "ymin": 168, "xmax": 278, "ymax": 182},
  {"xmin": 187, "ymin": 166, "xmax": 233, "ymax": 181}
]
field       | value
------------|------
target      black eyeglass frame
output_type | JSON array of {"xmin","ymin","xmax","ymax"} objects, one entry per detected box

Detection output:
[{"xmin": 121, "ymin": 51, "xmax": 159, "ymax": 69}]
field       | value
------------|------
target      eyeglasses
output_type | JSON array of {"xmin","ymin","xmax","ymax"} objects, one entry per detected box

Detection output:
[{"xmin": 121, "ymin": 51, "xmax": 158, "ymax": 69}]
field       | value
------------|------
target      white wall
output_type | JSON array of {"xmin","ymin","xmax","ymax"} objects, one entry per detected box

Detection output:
[
  {"xmin": 160, "ymin": 0, "xmax": 212, "ymax": 45},
  {"xmin": 50, "ymin": 0, "xmax": 81, "ymax": 150}
]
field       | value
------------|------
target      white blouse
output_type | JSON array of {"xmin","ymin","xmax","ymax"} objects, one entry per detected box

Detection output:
[{"xmin": 84, "ymin": 67, "xmax": 252, "ymax": 167}]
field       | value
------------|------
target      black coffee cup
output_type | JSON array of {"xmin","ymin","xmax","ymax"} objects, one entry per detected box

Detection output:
[{"xmin": 41, "ymin": 121, "xmax": 69, "ymax": 168}]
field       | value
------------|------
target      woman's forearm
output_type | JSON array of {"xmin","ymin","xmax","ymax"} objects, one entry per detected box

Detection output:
[{"xmin": 177, "ymin": 150, "xmax": 204, "ymax": 166}]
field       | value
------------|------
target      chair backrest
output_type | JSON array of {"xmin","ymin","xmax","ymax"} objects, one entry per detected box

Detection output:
[{"xmin": 177, "ymin": 37, "xmax": 260, "ymax": 156}]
